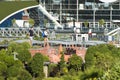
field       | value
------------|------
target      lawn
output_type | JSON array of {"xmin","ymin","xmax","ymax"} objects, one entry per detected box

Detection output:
[{"xmin": 0, "ymin": 1, "xmax": 38, "ymax": 21}]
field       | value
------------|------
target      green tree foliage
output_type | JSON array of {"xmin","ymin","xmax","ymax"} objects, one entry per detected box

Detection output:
[
  {"xmin": 102, "ymin": 58, "xmax": 120, "ymax": 80},
  {"xmin": 17, "ymin": 69, "xmax": 32, "ymax": 80},
  {"xmin": 8, "ymin": 42, "xmax": 18, "ymax": 53},
  {"xmin": 0, "ymin": 76, "xmax": 4, "ymax": 80},
  {"xmin": 85, "ymin": 44, "xmax": 120, "ymax": 79},
  {"xmin": 13, "ymin": 60, "xmax": 24, "ymax": 69},
  {"xmin": 20, "ymin": 42, "xmax": 31, "ymax": 50},
  {"xmin": 80, "ymin": 67, "xmax": 103, "ymax": 80},
  {"xmin": 0, "ymin": 49, "xmax": 7, "ymax": 54},
  {"xmin": 4, "ymin": 56, "xmax": 15, "ymax": 67},
  {"xmin": 99, "ymin": 19, "xmax": 105, "ymax": 27},
  {"xmin": 7, "ymin": 66, "xmax": 21, "ymax": 78},
  {"xmin": 63, "ymin": 74, "xmax": 79, "ymax": 80},
  {"xmin": 0, "ymin": 39, "xmax": 9, "ymax": 45},
  {"xmin": 69, "ymin": 68, "xmax": 77, "ymax": 76},
  {"xmin": 17, "ymin": 49, "xmax": 31, "ymax": 63},
  {"xmin": 107, "ymin": 44, "xmax": 120, "ymax": 57},
  {"xmin": 0, "ymin": 62, "xmax": 7, "ymax": 76},
  {"xmin": 8, "ymin": 42, "xmax": 30, "ymax": 53},
  {"xmin": 7, "ymin": 77, "xmax": 17, "ymax": 80},
  {"xmin": 86, "ymin": 44, "xmax": 112, "ymax": 68},
  {"xmin": 0, "ymin": 42, "xmax": 33, "ymax": 80},
  {"xmin": 59, "ymin": 52, "xmax": 66, "ymax": 69},
  {"xmin": 68, "ymin": 54, "xmax": 82, "ymax": 71},
  {"xmin": 0, "ymin": 51, "xmax": 15, "ymax": 67},
  {"xmin": 30, "ymin": 53, "xmax": 44, "ymax": 78},
  {"xmin": 29, "ymin": 18, "xmax": 35, "ymax": 27},
  {"xmin": 84, "ymin": 20, "xmax": 89, "ymax": 27},
  {"xmin": 59, "ymin": 52, "xmax": 68, "ymax": 75},
  {"xmin": 8, "ymin": 42, "xmax": 31, "ymax": 63}
]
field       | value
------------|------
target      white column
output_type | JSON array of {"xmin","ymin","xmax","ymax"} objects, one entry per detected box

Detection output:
[
  {"xmin": 43, "ymin": 66, "xmax": 48, "ymax": 78},
  {"xmin": 60, "ymin": 3, "xmax": 62, "ymax": 25},
  {"xmin": 93, "ymin": 10, "xmax": 96, "ymax": 28},
  {"xmin": 110, "ymin": 6, "xmax": 113, "ymax": 27},
  {"xmin": 77, "ymin": 0, "xmax": 79, "ymax": 22}
]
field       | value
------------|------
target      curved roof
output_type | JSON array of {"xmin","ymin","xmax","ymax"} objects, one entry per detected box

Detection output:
[{"xmin": 0, "ymin": 1, "xmax": 38, "ymax": 21}]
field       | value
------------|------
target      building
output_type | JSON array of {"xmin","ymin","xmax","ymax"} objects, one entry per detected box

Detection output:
[
  {"xmin": 0, "ymin": 0, "xmax": 120, "ymax": 33},
  {"xmin": 41, "ymin": 0, "xmax": 120, "ymax": 32}
]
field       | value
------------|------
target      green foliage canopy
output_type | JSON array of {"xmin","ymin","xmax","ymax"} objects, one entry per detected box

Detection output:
[{"xmin": 30, "ymin": 53, "xmax": 44, "ymax": 78}]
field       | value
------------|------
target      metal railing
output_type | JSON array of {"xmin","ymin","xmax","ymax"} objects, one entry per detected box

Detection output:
[{"xmin": 0, "ymin": 27, "xmax": 42, "ymax": 37}]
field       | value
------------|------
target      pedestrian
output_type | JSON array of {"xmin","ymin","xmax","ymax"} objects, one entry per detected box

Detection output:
[
  {"xmin": 29, "ymin": 27, "xmax": 34, "ymax": 46},
  {"xmin": 43, "ymin": 28, "xmax": 49, "ymax": 47}
]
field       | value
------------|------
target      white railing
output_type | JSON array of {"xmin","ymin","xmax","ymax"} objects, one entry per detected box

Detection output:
[{"xmin": 0, "ymin": 27, "xmax": 42, "ymax": 37}]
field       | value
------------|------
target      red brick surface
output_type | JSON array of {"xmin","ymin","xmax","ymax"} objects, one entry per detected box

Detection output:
[{"xmin": 29, "ymin": 46, "xmax": 86, "ymax": 63}]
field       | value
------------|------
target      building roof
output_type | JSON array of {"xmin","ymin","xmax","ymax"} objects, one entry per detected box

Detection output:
[{"xmin": 0, "ymin": 1, "xmax": 38, "ymax": 21}]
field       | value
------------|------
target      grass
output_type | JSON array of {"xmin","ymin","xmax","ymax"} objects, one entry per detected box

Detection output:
[{"xmin": 0, "ymin": 1, "xmax": 38, "ymax": 21}]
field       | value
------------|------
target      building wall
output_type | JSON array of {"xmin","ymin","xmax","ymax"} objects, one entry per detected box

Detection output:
[{"xmin": 44, "ymin": 0, "xmax": 120, "ymax": 28}]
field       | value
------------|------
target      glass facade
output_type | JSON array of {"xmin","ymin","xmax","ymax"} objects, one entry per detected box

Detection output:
[{"xmin": 43, "ymin": 0, "xmax": 120, "ymax": 29}]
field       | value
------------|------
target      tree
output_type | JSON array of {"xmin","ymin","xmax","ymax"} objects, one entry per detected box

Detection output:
[
  {"xmin": 8, "ymin": 42, "xmax": 31, "ymax": 63},
  {"xmin": 7, "ymin": 66, "xmax": 21, "ymax": 78},
  {"xmin": 4, "ymin": 56, "xmax": 15, "ymax": 67},
  {"xmin": 68, "ymin": 54, "xmax": 82, "ymax": 71},
  {"xmin": 59, "ymin": 52, "xmax": 68, "ymax": 75},
  {"xmin": 30, "ymin": 53, "xmax": 44, "ymax": 78},
  {"xmin": 0, "ymin": 51, "xmax": 15, "ymax": 67},
  {"xmin": 8, "ymin": 42, "xmax": 18, "ymax": 53},
  {"xmin": 85, "ymin": 44, "xmax": 111, "ymax": 68},
  {"xmin": 7, "ymin": 77, "xmax": 17, "ymax": 80},
  {"xmin": 85, "ymin": 44, "xmax": 120, "ymax": 79},
  {"xmin": 0, "ymin": 76, "xmax": 4, "ymax": 80},
  {"xmin": 99, "ymin": 19, "xmax": 105, "ymax": 27},
  {"xmin": 13, "ymin": 60, "xmax": 24, "ymax": 69},
  {"xmin": 12, "ymin": 18, "xmax": 16, "ymax": 27},
  {"xmin": 80, "ymin": 67, "xmax": 103, "ymax": 80},
  {"xmin": 20, "ymin": 42, "xmax": 31, "ymax": 50},
  {"xmin": 0, "ymin": 62, "xmax": 7, "ymax": 77},
  {"xmin": 29, "ymin": 18, "xmax": 35, "ymax": 27},
  {"xmin": 84, "ymin": 20, "xmax": 89, "ymax": 28},
  {"xmin": 102, "ymin": 58, "xmax": 120, "ymax": 80},
  {"xmin": 59, "ymin": 52, "xmax": 66, "ymax": 69},
  {"xmin": 17, "ymin": 49, "xmax": 31, "ymax": 63},
  {"xmin": 17, "ymin": 69, "xmax": 32, "ymax": 80}
]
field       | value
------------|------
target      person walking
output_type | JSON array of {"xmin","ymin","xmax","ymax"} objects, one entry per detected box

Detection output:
[
  {"xmin": 43, "ymin": 28, "xmax": 49, "ymax": 47},
  {"xmin": 29, "ymin": 27, "xmax": 34, "ymax": 46}
]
